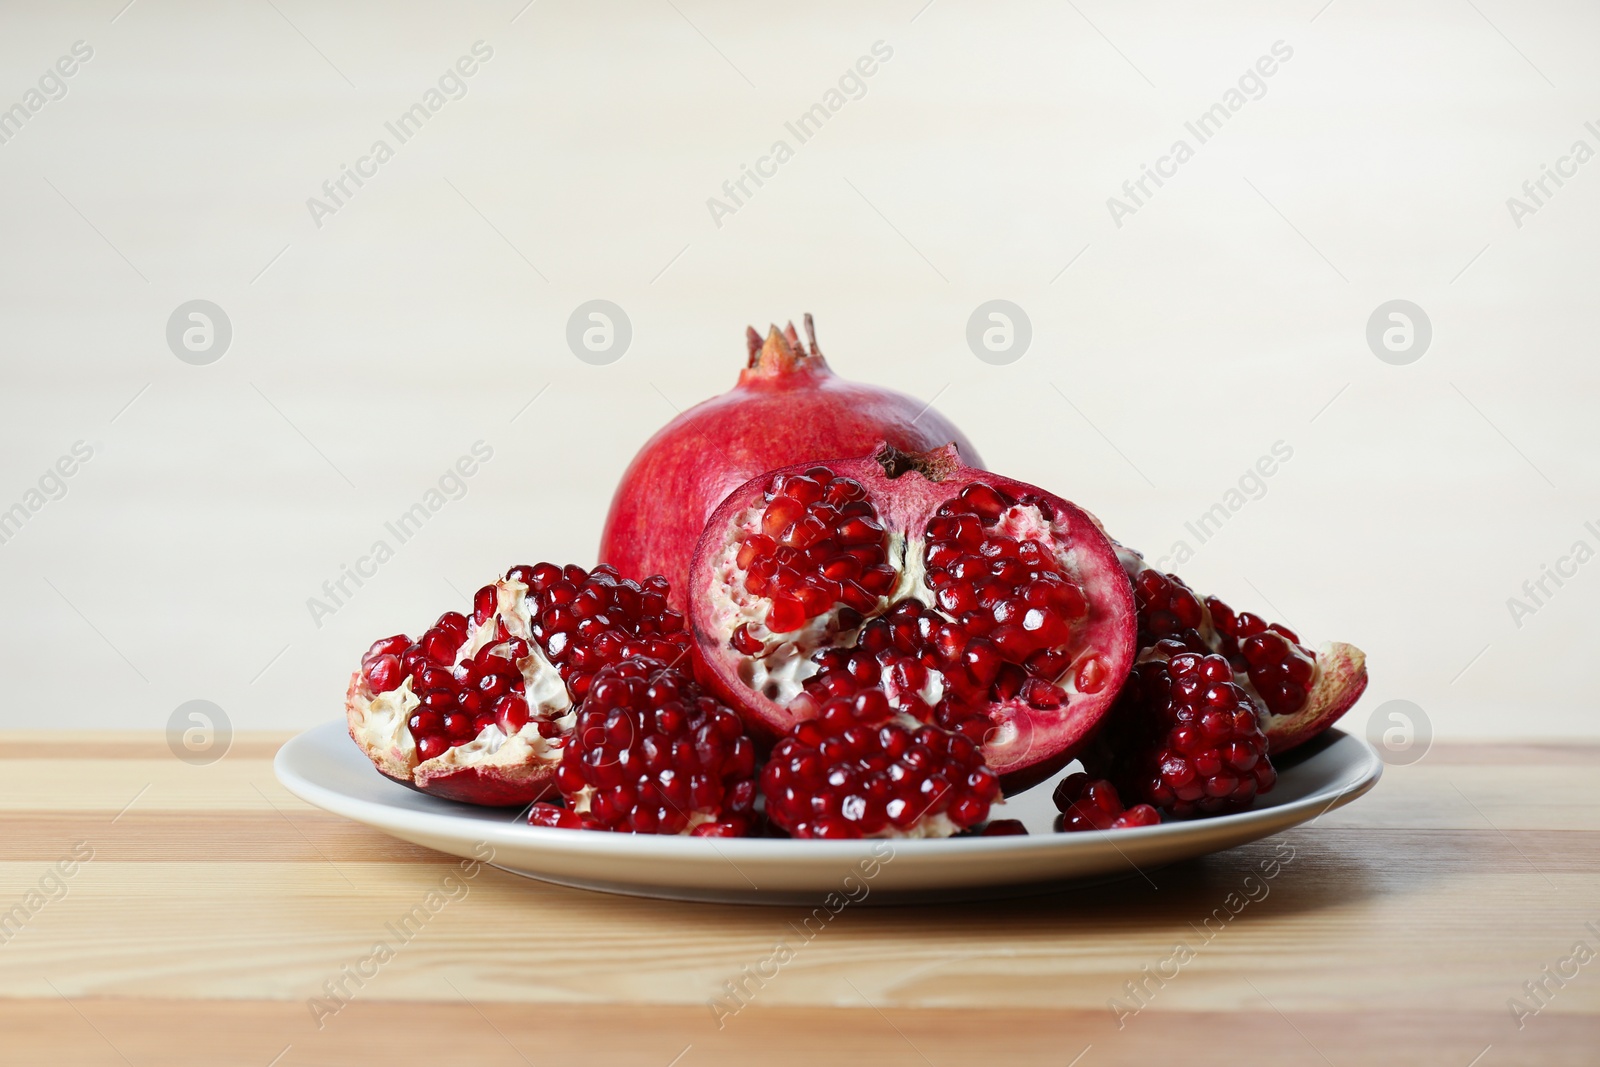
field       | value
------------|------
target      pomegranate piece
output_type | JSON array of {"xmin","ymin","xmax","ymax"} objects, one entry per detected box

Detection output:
[
  {"xmin": 1117, "ymin": 547, "xmax": 1368, "ymax": 753},
  {"xmin": 600, "ymin": 315, "xmax": 982, "ymax": 611},
  {"xmin": 1088, "ymin": 653, "xmax": 1277, "ymax": 819},
  {"xmin": 688, "ymin": 443, "xmax": 1138, "ymax": 792},
  {"xmin": 547, "ymin": 656, "xmax": 758, "ymax": 835},
  {"xmin": 760, "ymin": 690, "xmax": 1001, "ymax": 839},
  {"xmin": 1052, "ymin": 773, "xmax": 1160, "ymax": 831},
  {"xmin": 345, "ymin": 564, "xmax": 691, "ymax": 806}
]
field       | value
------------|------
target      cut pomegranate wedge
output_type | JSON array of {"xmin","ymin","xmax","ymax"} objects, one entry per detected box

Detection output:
[
  {"xmin": 534, "ymin": 655, "xmax": 759, "ymax": 835},
  {"xmin": 760, "ymin": 688, "xmax": 1001, "ymax": 839},
  {"xmin": 1086, "ymin": 651, "xmax": 1278, "ymax": 819},
  {"xmin": 1116, "ymin": 547, "xmax": 1368, "ymax": 753},
  {"xmin": 687, "ymin": 444, "xmax": 1137, "ymax": 791},
  {"xmin": 346, "ymin": 564, "xmax": 691, "ymax": 806}
]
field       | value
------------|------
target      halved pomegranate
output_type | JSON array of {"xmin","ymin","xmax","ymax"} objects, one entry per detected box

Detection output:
[
  {"xmin": 687, "ymin": 444, "xmax": 1138, "ymax": 790},
  {"xmin": 1116, "ymin": 547, "xmax": 1367, "ymax": 752},
  {"xmin": 346, "ymin": 563, "xmax": 690, "ymax": 806}
]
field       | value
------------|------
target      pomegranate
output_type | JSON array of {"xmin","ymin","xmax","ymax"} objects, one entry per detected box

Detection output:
[
  {"xmin": 1088, "ymin": 652, "xmax": 1277, "ymax": 819},
  {"xmin": 1117, "ymin": 547, "xmax": 1368, "ymax": 753},
  {"xmin": 687, "ymin": 443, "xmax": 1138, "ymax": 792},
  {"xmin": 599, "ymin": 315, "xmax": 982, "ymax": 610},
  {"xmin": 530, "ymin": 656, "xmax": 759, "ymax": 835},
  {"xmin": 1052, "ymin": 773, "xmax": 1160, "ymax": 831},
  {"xmin": 760, "ymin": 689, "xmax": 1000, "ymax": 839},
  {"xmin": 346, "ymin": 563, "xmax": 690, "ymax": 806}
]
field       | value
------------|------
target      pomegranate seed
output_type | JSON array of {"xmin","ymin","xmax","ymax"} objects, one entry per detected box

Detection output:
[
  {"xmin": 364, "ymin": 655, "xmax": 403, "ymax": 693},
  {"xmin": 730, "ymin": 624, "xmax": 764, "ymax": 655},
  {"xmin": 363, "ymin": 634, "xmax": 410, "ymax": 664},
  {"xmin": 472, "ymin": 585, "xmax": 497, "ymax": 625},
  {"xmin": 958, "ymin": 482, "xmax": 1007, "ymax": 522},
  {"xmin": 419, "ymin": 628, "xmax": 459, "ymax": 667},
  {"xmin": 761, "ymin": 496, "xmax": 806, "ymax": 539},
  {"xmin": 1075, "ymin": 656, "xmax": 1108, "ymax": 694},
  {"xmin": 783, "ymin": 475, "xmax": 825, "ymax": 504},
  {"xmin": 767, "ymin": 596, "xmax": 805, "ymax": 633},
  {"xmin": 494, "ymin": 694, "xmax": 529, "ymax": 732}
]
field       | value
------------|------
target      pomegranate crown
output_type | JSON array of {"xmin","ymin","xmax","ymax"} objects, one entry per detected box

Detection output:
[{"xmin": 741, "ymin": 313, "xmax": 829, "ymax": 380}]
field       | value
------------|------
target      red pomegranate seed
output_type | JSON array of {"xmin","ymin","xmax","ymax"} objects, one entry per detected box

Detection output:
[
  {"xmin": 363, "ymin": 655, "xmax": 402, "ymax": 693},
  {"xmin": 767, "ymin": 596, "xmax": 805, "ymax": 633},
  {"xmin": 729, "ymin": 624, "xmax": 764, "ymax": 655}
]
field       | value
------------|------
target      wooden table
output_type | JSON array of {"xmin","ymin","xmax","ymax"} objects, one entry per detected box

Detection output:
[{"xmin": 1, "ymin": 734, "xmax": 1594, "ymax": 1065}]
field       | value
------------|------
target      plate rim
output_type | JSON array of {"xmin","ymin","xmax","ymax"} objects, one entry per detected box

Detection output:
[{"xmin": 274, "ymin": 719, "xmax": 1383, "ymax": 862}]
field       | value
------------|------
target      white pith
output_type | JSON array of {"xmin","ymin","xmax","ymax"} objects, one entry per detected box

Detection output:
[
  {"xmin": 349, "ymin": 575, "xmax": 576, "ymax": 777},
  {"xmin": 351, "ymin": 676, "xmax": 420, "ymax": 769},
  {"xmin": 867, "ymin": 812, "xmax": 960, "ymax": 840}
]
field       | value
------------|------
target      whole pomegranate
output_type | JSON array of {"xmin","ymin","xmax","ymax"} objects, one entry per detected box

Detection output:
[
  {"xmin": 686, "ymin": 443, "xmax": 1137, "ymax": 793},
  {"xmin": 599, "ymin": 315, "xmax": 982, "ymax": 609}
]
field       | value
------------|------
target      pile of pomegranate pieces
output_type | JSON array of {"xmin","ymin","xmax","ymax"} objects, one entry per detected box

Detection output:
[{"xmin": 346, "ymin": 318, "xmax": 1368, "ymax": 839}]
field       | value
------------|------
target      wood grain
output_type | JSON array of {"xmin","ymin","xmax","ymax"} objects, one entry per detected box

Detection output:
[{"xmin": 0, "ymin": 736, "xmax": 1595, "ymax": 1065}]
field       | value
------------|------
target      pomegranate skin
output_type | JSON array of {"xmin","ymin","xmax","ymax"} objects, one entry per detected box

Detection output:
[{"xmin": 599, "ymin": 316, "xmax": 981, "ymax": 609}]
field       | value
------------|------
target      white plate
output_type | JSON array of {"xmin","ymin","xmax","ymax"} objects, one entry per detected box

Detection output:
[{"xmin": 275, "ymin": 721, "xmax": 1381, "ymax": 905}]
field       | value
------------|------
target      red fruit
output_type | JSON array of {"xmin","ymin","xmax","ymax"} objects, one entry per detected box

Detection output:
[
  {"xmin": 599, "ymin": 316, "xmax": 982, "ymax": 611},
  {"xmin": 1052, "ymin": 773, "xmax": 1160, "ymax": 832},
  {"xmin": 759, "ymin": 689, "xmax": 1000, "ymax": 838},
  {"xmin": 549, "ymin": 656, "xmax": 757, "ymax": 835},
  {"xmin": 1117, "ymin": 547, "xmax": 1368, "ymax": 753},
  {"xmin": 980, "ymin": 819, "xmax": 1029, "ymax": 836},
  {"xmin": 346, "ymin": 564, "xmax": 692, "ymax": 806},
  {"xmin": 688, "ymin": 444, "xmax": 1137, "ymax": 790},
  {"xmin": 1089, "ymin": 653, "xmax": 1277, "ymax": 819}
]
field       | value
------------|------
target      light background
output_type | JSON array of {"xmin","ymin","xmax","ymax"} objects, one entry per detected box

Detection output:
[{"xmin": 1, "ymin": 0, "xmax": 1594, "ymax": 743}]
